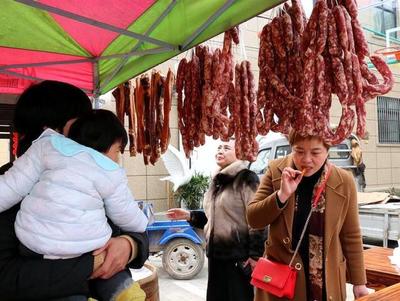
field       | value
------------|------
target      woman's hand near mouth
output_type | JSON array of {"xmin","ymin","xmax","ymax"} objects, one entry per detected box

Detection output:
[{"xmin": 277, "ymin": 167, "xmax": 303, "ymax": 203}]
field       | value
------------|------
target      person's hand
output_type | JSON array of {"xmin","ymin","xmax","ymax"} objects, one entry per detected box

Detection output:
[
  {"xmin": 353, "ymin": 284, "xmax": 369, "ymax": 299},
  {"xmin": 277, "ymin": 167, "xmax": 303, "ymax": 203},
  {"xmin": 166, "ymin": 208, "xmax": 190, "ymax": 221},
  {"xmin": 243, "ymin": 257, "xmax": 258, "ymax": 271},
  {"xmin": 90, "ymin": 237, "xmax": 131, "ymax": 279}
]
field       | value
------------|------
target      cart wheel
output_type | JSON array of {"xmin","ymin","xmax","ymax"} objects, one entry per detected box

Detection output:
[{"xmin": 162, "ymin": 238, "xmax": 204, "ymax": 280}]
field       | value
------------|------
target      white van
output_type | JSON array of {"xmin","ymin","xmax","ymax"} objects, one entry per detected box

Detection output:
[{"xmin": 249, "ymin": 134, "xmax": 360, "ymax": 183}]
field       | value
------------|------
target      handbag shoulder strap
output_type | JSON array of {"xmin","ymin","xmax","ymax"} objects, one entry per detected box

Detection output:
[{"xmin": 288, "ymin": 164, "xmax": 332, "ymax": 268}]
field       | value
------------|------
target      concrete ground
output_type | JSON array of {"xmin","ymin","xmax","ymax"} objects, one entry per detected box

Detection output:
[
  {"xmin": 148, "ymin": 255, "xmax": 208, "ymax": 301},
  {"xmin": 147, "ymin": 255, "xmax": 370, "ymax": 301}
]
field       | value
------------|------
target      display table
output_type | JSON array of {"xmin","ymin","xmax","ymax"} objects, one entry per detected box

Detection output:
[
  {"xmin": 356, "ymin": 283, "xmax": 400, "ymax": 301},
  {"xmin": 137, "ymin": 263, "xmax": 159, "ymax": 301},
  {"xmin": 363, "ymin": 247, "xmax": 400, "ymax": 288}
]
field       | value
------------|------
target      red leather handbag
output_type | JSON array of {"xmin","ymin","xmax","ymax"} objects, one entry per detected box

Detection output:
[
  {"xmin": 251, "ymin": 258, "xmax": 297, "ymax": 299},
  {"xmin": 251, "ymin": 166, "xmax": 332, "ymax": 299}
]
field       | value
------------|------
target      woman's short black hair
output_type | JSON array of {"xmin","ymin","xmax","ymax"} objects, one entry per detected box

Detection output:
[
  {"xmin": 14, "ymin": 80, "xmax": 92, "ymax": 156},
  {"xmin": 68, "ymin": 109, "xmax": 128, "ymax": 153}
]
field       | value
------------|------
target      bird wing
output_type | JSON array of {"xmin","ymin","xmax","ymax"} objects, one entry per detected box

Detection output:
[{"xmin": 161, "ymin": 145, "xmax": 192, "ymax": 190}]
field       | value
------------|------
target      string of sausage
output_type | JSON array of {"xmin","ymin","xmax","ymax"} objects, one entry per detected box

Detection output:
[
  {"xmin": 256, "ymin": 0, "xmax": 394, "ymax": 145},
  {"xmin": 113, "ymin": 83, "xmax": 137, "ymax": 155},
  {"xmin": 176, "ymin": 28, "xmax": 260, "ymax": 159}
]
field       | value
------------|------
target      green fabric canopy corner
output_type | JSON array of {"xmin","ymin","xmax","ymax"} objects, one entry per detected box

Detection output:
[{"xmin": 0, "ymin": 0, "xmax": 284, "ymax": 96}]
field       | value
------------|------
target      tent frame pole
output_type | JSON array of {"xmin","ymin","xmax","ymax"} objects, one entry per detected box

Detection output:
[
  {"xmin": 181, "ymin": 0, "xmax": 234, "ymax": 50},
  {"xmin": 0, "ymin": 70, "xmax": 92, "ymax": 94},
  {"xmin": 0, "ymin": 58, "xmax": 94, "ymax": 70},
  {"xmin": 0, "ymin": 70, "xmax": 48, "ymax": 83},
  {"xmin": 92, "ymin": 60, "xmax": 100, "ymax": 99},
  {"xmin": 100, "ymin": 0, "xmax": 178, "ymax": 92},
  {"xmin": 0, "ymin": 48, "xmax": 168, "ymax": 71},
  {"xmin": 15, "ymin": 0, "xmax": 177, "ymax": 50}
]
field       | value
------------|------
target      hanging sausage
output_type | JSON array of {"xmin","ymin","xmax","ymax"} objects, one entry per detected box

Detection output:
[
  {"xmin": 256, "ymin": 0, "xmax": 394, "ymax": 145},
  {"xmin": 113, "ymin": 69, "xmax": 174, "ymax": 165}
]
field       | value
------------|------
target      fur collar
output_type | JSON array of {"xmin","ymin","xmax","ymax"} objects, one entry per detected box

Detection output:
[
  {"xmin": 217, "ymin": 160, "xmax": 247, "ymax": 177},
  {"xmin": 213, "ymin": 161, "xmax": 248, "ymax": 188}
]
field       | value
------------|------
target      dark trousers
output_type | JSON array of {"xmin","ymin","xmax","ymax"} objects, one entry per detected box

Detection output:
[
  {"xmin": 50, "ymin": 296, "xmax": 87, "ymax": 301},
  {"xmin": 89, "ymin": 269, "xmax": 133, "ymax": 301},
  {"xmin": 20, "ymin": 244, "xmax": 133, "ymax": 301},
  {"xmin": 206, "ymin": 257, "xmax": 254, "ymax": 301},
  {"xmin": 48, "ymin": 270, "xmax": 133, "ymax": 301}
]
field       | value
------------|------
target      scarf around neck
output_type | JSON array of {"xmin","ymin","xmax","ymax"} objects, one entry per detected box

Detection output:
[
  {"xmin": 293, "ymin": 161, "xmax": 331, "ymax": 301},
  {"xmin": 307, "ymin": 162, "xmax": 331, "ymax": 301}
]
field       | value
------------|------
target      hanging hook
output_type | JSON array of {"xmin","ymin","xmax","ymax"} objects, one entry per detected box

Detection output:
[{"xmin": 238, "ymin": 27, "xmax": 247, "ymax": 61}]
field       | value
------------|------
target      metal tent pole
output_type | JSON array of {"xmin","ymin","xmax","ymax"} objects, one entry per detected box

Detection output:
[
  {"xmin": 15, "ymin": 0, "xmax": 177, "ymax": 50},
  {"xmin": 181, "ymin": 0, "xmax": 235, "ymax": 50},
  {"xmin": 100, "ymin": 0, "xmax": 179, "ymax": 92}
]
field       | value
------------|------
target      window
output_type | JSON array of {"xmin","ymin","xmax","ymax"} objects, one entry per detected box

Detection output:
[
  {"xmin": 249, "ymin": 148, "xmax": 271, "ymax": 175},
  {"xmin": 275, "ymin": 145, "xmax": 292, "ymax": 159},
  {"xmin": 377, "ymin": 96, "xmax": 400, "ymax": 144},
  {"xmin": 329, "ymin": 144, "xmax": 351, "ymax": 160},
  {"xmin": 374, "ymin": 0, "xmax": 398, "ymax": 38}
]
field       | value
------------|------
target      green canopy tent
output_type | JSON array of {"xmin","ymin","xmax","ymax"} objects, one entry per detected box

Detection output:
[{"xmin": 0, "ymin": 0, "xmax": 284, "ymax": 97}]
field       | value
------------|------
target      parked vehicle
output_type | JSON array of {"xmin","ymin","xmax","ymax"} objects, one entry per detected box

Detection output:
[
  {"xmin": 147, "ymin": 220, "xmax": 205, "ymax": 280},
  {"xmin": 248, "ymin": 134, "xmax": 360, "ymax": 184},
  {"xmin": 358, "ymin": 201, "xmax": 400, "ymax": 248},
  {"xmin": 139, "ymin": 201, "xmax": 205, "ymax": 280}
]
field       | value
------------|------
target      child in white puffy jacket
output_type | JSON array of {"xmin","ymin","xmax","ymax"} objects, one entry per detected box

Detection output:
[{"xmin": 0, "ymin": 109, "xmax": 148, "ymax": 301}]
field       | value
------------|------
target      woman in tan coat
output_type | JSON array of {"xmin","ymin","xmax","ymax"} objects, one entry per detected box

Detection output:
[{"xmin": 247, "ymin": 131, "xmax": 369, "ymax": 301}]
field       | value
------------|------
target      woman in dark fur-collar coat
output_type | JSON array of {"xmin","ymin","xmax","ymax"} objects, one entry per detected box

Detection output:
[{"xmin": 167, "ymin": 139, "xmax": 267, "ymax": 301}]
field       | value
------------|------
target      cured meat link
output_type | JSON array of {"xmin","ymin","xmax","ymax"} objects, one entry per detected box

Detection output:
[
  {"xmin": 161, "ymin": 69, "xmax": 174, "ymax": 154},
  {"xmin": 128, "ymin": 81, "xmax": 137, "ymax": 156}
]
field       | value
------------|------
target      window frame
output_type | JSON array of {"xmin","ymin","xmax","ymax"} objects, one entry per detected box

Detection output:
[
  {"xmin": 328, "ymin": 143, "xmax": 351, "ymax": 160},
  {"xmin": 0, "ymin": 104, "xmax": 16, "ymax": 162},
  {"xmin": 275, "ymin": 145, "xmax": 292, "ymax": 159},
  {"xmin": 374, "ymin": 0, "xmax": 398, "ymax": 38},
  {"xmin": 248, "ymin": 147, "xmax": 272, "ymax": 175},
  {"xmin": 377, "ymin": 96, "xmax": 400, "ymax": 144}
]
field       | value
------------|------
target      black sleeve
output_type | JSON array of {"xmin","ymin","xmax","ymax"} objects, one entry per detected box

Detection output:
[
  {"xmin": 189, "ymin": 210, "xmax": 208, "ymax": 229},
  {"xmin": 108, "ymin": 220, "xmax": 149, "ymax": 269},
  {"xmin": 0, "ymin": 162, "xmax": 13, "ymax": 175},
  {"xmin": 0, "ymin": 205, "xmax": 93, "ymax": 301},
  {"xmin": 124, "ymin": 232, "xmax": 149, "ymax": 269},
  {"xmin": 276, "ymin": 193, "xmax": 286, "ymax": 209}
]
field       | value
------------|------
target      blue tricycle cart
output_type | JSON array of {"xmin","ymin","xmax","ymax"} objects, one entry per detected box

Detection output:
[{"xmin": 147, "ymin": 220, "xmax": 205, "ymax": 280}]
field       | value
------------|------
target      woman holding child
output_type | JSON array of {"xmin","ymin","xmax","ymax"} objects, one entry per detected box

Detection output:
[{"xmin": 0, "ymin": 80, "xmax": 148, "ymax": 301}]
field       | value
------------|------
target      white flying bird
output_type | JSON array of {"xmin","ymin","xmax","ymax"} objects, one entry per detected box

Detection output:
[{"xmin": 160, "ymin": 145, "xmax": 193, "ymax": 191}]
